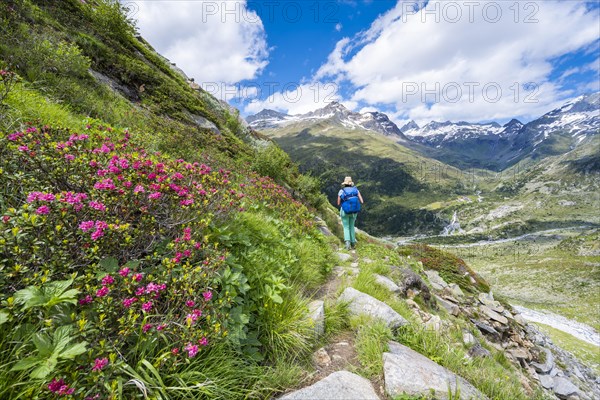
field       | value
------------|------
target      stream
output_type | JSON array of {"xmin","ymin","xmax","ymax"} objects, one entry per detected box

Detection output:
[{"xmin": 512, "ymin": 305, "xmax": 600, "ymax": 347}]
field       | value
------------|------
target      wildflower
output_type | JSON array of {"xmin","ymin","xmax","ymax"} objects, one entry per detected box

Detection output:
[
  {"xmin": 118, "ymin": 267, "xmax": 130, "ymax": 277},
  {"xmin": 122, "ymin": 297, "xmax": 136, "ymax": 308},
  {"xmin": 171, "ymin": 347, "xmax": 179, "ymax": 355},
  {"xmin": 91, "ymin": 358, "xmax": 108, "ymax": 372},
  {"xmin": 148, "ymin": 192, "xmax": 162, "ymax": 200},
  {"xmin": 64, "ymin": 154, "xmax": 75, "ymax": 161},
  {"xmin": 2, "ymin": 216, "xmax": 10, "ymax": 224},
  {"xmin": 135, "ymin": 287, "xmax": 145, "ymax": 296},
  {"xmin": 157, "ymin": 323, "xmax": 167, "ymax": 331},
  {"xmin": 133, "ymin": 273, "xmax": 143, "ymax": 282},
  {"xmin": 36, "ymin": 205, "xmax": 50, "ymax": 215},
  {"xmin": 48, "ymin": 378, "xmax": 75, "ymax": 395},
  {"xmin": 101, "ymin": 275, "xmax": 114, "ymax": 285},
  {"xmin": 133, "ymin": 184, "xmax": 145, "ymax": 193},
  {"xmin": 79, "ymin": 220, "xmax": 95, "ymax": 232},
  {"xmin": 185, "ymin": 300, "xmax": 195, "ymax": 308},
  {"xmin": 142, "ymin": 324, "xmax": 152, "ymax": 333},
  {"xmin": 203, "ymin": 291, "xmax": 213, "ymax": 301},
  {"xmin": 79, "ymin": 295, "xmax": 93, "ymax": 305},
  {"xmin": 90, "ymin": 228, "xmax": 105, "ymax": 241},
  {"xmin": 183, "ymin": 227, "xmax": 192, "ymax": 241},
  {"xmin": 199, "ymin": 337, "xmax": 208, "ymax": 346},
  {"xmin": 96, "ymin": 286, "xmax": 109, "ymax": 297},
  {"xmin": 89, "ymin": 201, "xmax": 106, "ymax": 211},
  {"xmin": 142, "ymin": 301, "xmax": 153, "ymax": 312},
  {"xmin": 185, "ymin": 343, "xmax": 199, "ymax": 358},
  {"xmin": 17, "ymin": 145, "xmax": 28, "ymax": 152}
]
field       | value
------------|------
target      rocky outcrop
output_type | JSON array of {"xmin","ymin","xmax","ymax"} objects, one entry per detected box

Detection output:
[
  {"xmin": 384, "ymin": 341, "xmax": 488, "ymax": 399},
  {"xmin": 308, "ymin": 300, "xmax": 325, "ymax": 338},
  {"xmin": 279, "ymin": 371, "xmax": 380, "ymax": 400},
  {"xmin": 338, "ymin": 287, "xmax": 408, "ymax": 329}
]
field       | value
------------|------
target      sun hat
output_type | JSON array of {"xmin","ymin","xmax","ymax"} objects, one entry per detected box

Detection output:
[{"xmin": 342, "ymin": 176, "xmax": 354, "ymax": 186}]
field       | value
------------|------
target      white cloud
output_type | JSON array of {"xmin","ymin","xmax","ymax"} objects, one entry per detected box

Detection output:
[
  {"xmin": 244, "ymin": 82, "xmax": 357, "ymax": 115},
  {"xmin": 316, "ymin": 1, "xmax": 600, "ymax": 123},
  {"xmin": 134, "ymin": 1, "xmax": 268, "ymax": 85}
]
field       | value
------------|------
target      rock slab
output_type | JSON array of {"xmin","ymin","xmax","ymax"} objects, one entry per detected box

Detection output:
[
  {"xmin": 338, "ymin": 288, "xmax": 408, "ymax": 329},
  {"xmin": 384, "ymin": 341, "xmax": 488, "ymax": 399},
  {"xmin": 553, "ymin": 377, "xmax": 579, "ymax": 399},
  {"xmin": 308, "ymin": 300, "xmax": 325, "ymax": 338},
  {"xmin": 374, "ymin": 274, "xmax": 401, "ymax": 293},
  {"xmin": 279, "ymin": 370, "xmax": 380, "ymax": 400}
]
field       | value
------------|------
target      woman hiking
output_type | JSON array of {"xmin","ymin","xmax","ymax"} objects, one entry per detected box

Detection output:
[{"xmin": 337, "ymin": 176, "xmax": 364, "ymax": 250}]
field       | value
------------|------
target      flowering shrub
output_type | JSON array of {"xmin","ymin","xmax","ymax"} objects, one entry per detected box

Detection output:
[{"xmin": 0, "ymin": 123, "xmax": 317, "ymax": 397}]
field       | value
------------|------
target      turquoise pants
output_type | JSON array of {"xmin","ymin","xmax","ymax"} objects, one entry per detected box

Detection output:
[{"xmin": 340, "ymin": 209, "xmax": 358, "ymax": 243}]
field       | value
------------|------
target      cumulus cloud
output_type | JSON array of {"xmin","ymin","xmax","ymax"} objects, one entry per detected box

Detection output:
[
  {"xmin": 316, "ymin": 0, "xmax": 600, "ymax": 122},
  {"xmin": 133, "ymin": 0, "xmax": 268, "ymax": 85}
]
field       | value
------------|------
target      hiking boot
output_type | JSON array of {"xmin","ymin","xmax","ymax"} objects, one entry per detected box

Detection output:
[
  {"xmin": 351, "ymin": 242, "xmax": 356, "ymax": 249},
  {"xmin": 345, "ymin": 241, "xmax": 351, "ymax": 250}
]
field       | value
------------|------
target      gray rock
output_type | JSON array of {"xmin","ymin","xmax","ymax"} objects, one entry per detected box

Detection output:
[
  {"xmin": 539, "ymin": 374, "xmax": 555, "ymax": 389},
  {"xmin": 384, "ymin": 341, "xmax": 488, "ymax": 399},
  {"xmin": 338, "ymin": 287, "xmax": 408, "ymax": 329},
  {"xmin": 436, "ymin": 295, "xmax": 460, "ymax": 316},
  {"xmin": 507, "ymin": 348, "xmax": 530, "ymax": 361},
  {"xmin": 424, "ymin": 315, "xmax": 443, "ymax": 331},
  {"xmin": 337, "ymin": 252, "xmax": 352, "ymax": 262},
  {"xmin": 479, "ymin": 305, "xmax": 509, "ymax": 324},
  {"xmin": 279, "ymin": 370, "xmax": 380, "ymax": 400},
  {"xmin": 462, "ymin": 331, "xmax": 477, "ymax": 345},
  {"xmin": 553, "ymin": 377, "xmax": 579, "ymax": 399},
  {"xmin": 424, "ymin": 270, "xmax": 449, "ymax": 291},
  {"xmin": 514, "ymin": 313, "xmax": 527, "ymax": 326},
  {"xmin": 448, "ymin": 283, "xmax": 464, "ymax": 298},
  {"xmin": 471, "ymin": 319, "xmax": 501, "ymax": 341},
  {"xmin": 190, "ymin": 114, "xmax": 221, "ymax": 135},
  {"xmin": 468, "ymin": 343, "xmax": 491, "ymax": 359},
  {"xmin": 308, "ymin": 300, "xmax": 325, "ymax": 338},
  {"xmin": 350, "ymin": 262, "xmax": 359, "ymax": 268},
  {"xmin": 374, "ymin": 274, "xmax": 401, "ymax": 293},
  {"xmin": 532, "ymin": 347, "xmax": 554, "ymax": 374},
  {"xmin": 312, "ymin": 347, "xmax": 331, "ymax": 367}
]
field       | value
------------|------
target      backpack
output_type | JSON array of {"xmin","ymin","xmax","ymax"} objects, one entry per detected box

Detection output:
[{"xmin": 340, "ymin": 187, "xmax": 361, "ymax": 214}]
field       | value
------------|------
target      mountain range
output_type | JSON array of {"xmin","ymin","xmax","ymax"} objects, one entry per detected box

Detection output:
[{"xmin": 248, "ymin": 93, "xmax": 600, "ymax": 171}]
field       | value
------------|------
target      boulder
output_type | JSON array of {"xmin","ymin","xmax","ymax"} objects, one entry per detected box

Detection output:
[
  {"xmin": 436, "ymin": 295, "xmax": 460, "ymax": 316},
  {"xmin": 479, "ymin": 305, "xmax": 508, "ymax": 324},
  {"xmin": 532, "ymin": 347, "xmax": 554, "ymax": 374},
  {"xmin": 384, "ymin": 341, "xmax": 488, "ymax": 399},
  {"xmin": 190, "ymin": 114, "xmax": 221, "ymax": 135},
  {"xmin": 374, "ymin": 274, "xmax": 401, "ymax": 293},
  {"xmin": 539, "ymin": 374, "xmax": 555, "ymax": 389},
  {"xmin": 279, "ymin": 371, "xmax": 380, "ymax": 400},
  {"xmin": 338, "ymin": 288, "xmax": 408, "ymax": 329},
  {"xmin": 308, "ymin": 300, "xmax": 325, "ymax": 338},
  {"xmin": 448, "ymin": 283, "xmax": 465, "ymax": 298},
  {"xmin": 336, "ymin": 252, "xmax": 352, "ymax": 262},
  {"xmin": 553, "ymin": 377, "xmax": 579, "ymax": 399},
  {"xmin": 424, "ymin": 270, "xmax": 449, "ymax": 291},
  {"xmin": 471, "ymin": 319, "xmax": 501, "ymax": 341},
  {"xmin": 468, "ymin": 343, "xmax": 491, "ymax": 359}
]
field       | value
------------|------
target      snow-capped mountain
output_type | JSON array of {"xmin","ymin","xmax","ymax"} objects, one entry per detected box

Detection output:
[
  {"xmin": 246, "ymin": 102, "xmax": 408, "ymax": 140},
  {"xmin": 404, "ymin": 120, "xmax": 505, "ymax": 146}
]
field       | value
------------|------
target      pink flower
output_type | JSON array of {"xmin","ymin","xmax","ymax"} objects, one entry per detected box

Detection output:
[
  {"xmin": 91, "ymin": 358, "xmax": 108, "ymax": 372},
  {"xmin": 133, "ymin": 184, "xmax": 145, "ymax": 194},
  {"xmin": 185, "ymin": 300, "xmax": 195, "ymax": 308},
  {"xmin": 171, "ymin": 347, "xmax": 179, "ymax": 355},
  {"xmin": 199, "ymin": 337, "xmax": 208, "ymax": 346},
  {"xmin": 148, "ymin": 192, "xmax": 162, "ymax": 200},
  {"xmin": 118, "ymin": 267, "xmax": 130, "ymax": 277},
  {"xmin": 64, "ymin": 154, "xmax": 75, "ymax": 161},
  {"xmin": 101, "ymin": 275, "xmax": 114, "ymax": 285},
  {"xmin": 141, "ymin": 301, "xmax": 152, "ymax": 312},
  {"xmin": 89, "ymin": 201, "xmax": 106, "ymax": 211},
  {"xmin": 79, "ymin": 220, "xmax": 95, "ymax": 232},
  {"xmin": 135, "ymin": 287, "xmax": 145, "ymax": 296},
  {"xmin": 142, "ymin": 324, "xmax": 152, "ymax": 333},
  {"xmin": 183, "ymin": 227, "xmax": 192, "ymax": 241},
  {"xmin": 133, "ymin": 273, "xmax": 143, "ymax": 282},
  {"xmin": 2, "ymin": 216, "xmax": 10, "ymax": 224},
  {"xmin": 203, "ymin": 291, "xmax": 213, "ymax": 301},
  {"xmin": 122, "ymin": 297, "xmax": 136, "ymax": 308},
  {"xmin": 90, "ymin": 228, "xmax": 105, "ymax": 241},
  {"xmin": 35, "ymin": 205, "xmax": 50, "ymax": 215},
  {"xmin": 79, "ymin": 295, "xmax": 93, "ymax": 305},
  {"xmin": 48, "ymin": 378, "xmax": 75, "ymax": 395},
  {"xmin": 185, "ymin": 343, "xmax": 199, "ymax": 358},
  {"xmin": 157, "ymin": 323, "xmax": 167, "ymax": 331},
  {"xmin": 96, "ymin": 286, "xmax": 109, "ymax": 297},
  {"xmin": 18, "ymin": 145, "xmax": 28, "ymax": 152}
]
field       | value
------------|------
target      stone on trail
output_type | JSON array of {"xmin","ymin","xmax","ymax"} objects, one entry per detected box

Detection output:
[
  {"xmin": 384, "ymin": 341, "xmax": 488, "ymax": 399},
  {"xmin": 374, "ymin": 274, "xmax": 401, "ymax": 293},
  {"xmin": 308, "ymin": 300, "xmax": 325, "ymax": 338},
  {"xmin": 336, "ymin": 252, "xmax": 352, "ymax": 262},
  {"xmin": 338, "ymin": 287, "xmax": 408, "ymax": 329},
  {"xmin": 278, "ymin": 370, "xmax": 380, "ymax": 400}
]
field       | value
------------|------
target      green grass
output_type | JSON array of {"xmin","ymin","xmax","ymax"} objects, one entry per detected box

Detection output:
[{"xmin": 351, "ymin": 317, "xmax": 392, "ymax": 378}]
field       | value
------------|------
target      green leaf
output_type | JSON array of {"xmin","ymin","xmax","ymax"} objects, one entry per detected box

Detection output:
[
  {"xmin": 99, "ymin": 257, "xmax": 119, "ymax": 272},
  {"xmin": 0, "ymin": 310, "xmax": 9, "ymax": 325},
  {"xmin": 52, "ymin": 325, "xmax": 73, "ymax": 353},
  {"xmin": 60, "ymin": 342, "xmax": 87, "ymax": 359},
  {"xmin": 11, "ymin": 357, "xmax": 41, "ymax": 371},
  {"xmin": 32, "ymin": 333, "xmax": 53, "ymax": 357},
  {"xmin": 30, "ymin": 356, "xmax": 57, "ymax": 379}
]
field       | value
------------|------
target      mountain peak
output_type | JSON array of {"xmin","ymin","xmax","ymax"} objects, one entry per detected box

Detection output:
[{"xmin": 400, "ymin": 120, "xmax": 420, "ymax": 132}]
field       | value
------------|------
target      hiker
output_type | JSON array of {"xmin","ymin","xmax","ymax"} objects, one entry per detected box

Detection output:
[{"xmin": 337, "ymin": 176, "xmax": 364, "ymax": 250}]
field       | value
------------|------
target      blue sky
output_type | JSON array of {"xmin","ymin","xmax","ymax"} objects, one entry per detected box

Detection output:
[{"xmin": 132, "ymin": 0, "xmax": 599, "ymax": 125}]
